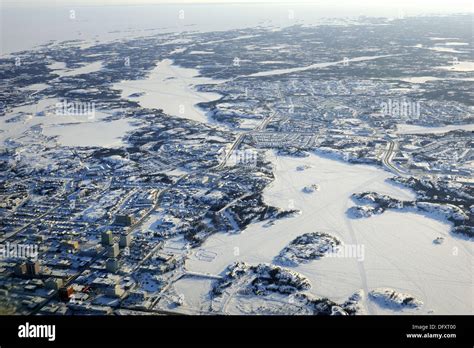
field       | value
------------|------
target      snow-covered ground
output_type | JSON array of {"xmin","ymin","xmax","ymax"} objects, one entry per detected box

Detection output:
[
  {"xmin": 436, "ymin": 61, "xmax": 474, "ymax": 72},
  {"xmin": 113, "ymin": 59, "xmax": 223, "ymax": 123},
  {"xmin": 189, "ymin": 51, "xmax": 215, "ymax": 55},
  {"xmin": 393, "ymin": 76, "xmax": 474, "ymax": 84},
  {"xmin": 172, "ymin": 277, "xmax": 214, "ymax": 312},
  {"xmin": 443, "ymin": 42, "xmax": 470, "ymax": 46},
  {"xmin": 0, "ymin": 97, "xmax": 139, "ymax": 148},
  {"xmin": 0, "ymin": 98, "xmax": 56, "ymax": 145},
  {"xmin": 0, "ymin": 57, "xmax": 141, "ymax": 148},
  {"xmin": 186, "ymin": 151, "xmax": 473, "ymax": 314},
  {"xmin": 396, "ymin": 123, "xmax": 474, "ymax": 134},
  {"xmin": 412, "ymin": 43, "xmax": 467, "ymax": 54},
  {"xmin": 48, "ymin": 61, "xmax": 104, "ymax": 77},
  {"xmin": 42, "ymin": 117, "xmax": 137, "ymax": 148}
]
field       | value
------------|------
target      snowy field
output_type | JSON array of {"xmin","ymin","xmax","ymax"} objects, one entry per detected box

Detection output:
[
  {"xmin": 393, "ymin": 76, "xmax": 474, "ymax": 83},
  {"xmin": 42, "ymin": 117, "xmax": 138, "ymax": 148},
  {"xmin": 186, "ymin": 151, "xmax": 473, "ymax": 314},
  {"xmin": 172, "ymin": 277, "xmax": 214, "ymax": 313},
  {"xmin": 396, "ymin": 123, "xmax": 474, "ymax": 134},
  {"xmin": 0, "ymin": 97, "xmax": 139, "ymax": 148},
  {"xmin": 0, "ymin": 59, "xmax": 142, "ymax": 148},
  {"xmin": 48, "ymin": 61, "xmax": 104, "ymax": 77},
  {"xmin": 436, "ymin": 61, "xmax": 474, "ymax": 72}
]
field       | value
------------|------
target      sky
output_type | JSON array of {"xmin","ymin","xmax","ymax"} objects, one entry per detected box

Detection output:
[{"xmin": 1, "ymin": 0, "xmax": 473, "ymax": 12}]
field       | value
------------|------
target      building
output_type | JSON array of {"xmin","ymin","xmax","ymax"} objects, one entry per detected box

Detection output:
[
  {"xmin": 105, "ymin": 284, "xmax": 125, "ymax": 298},
  {"xmin": 58, "ymin": 286, "xmax": 74, "ymax": 301},
  {"xmin": 45, "ymin": 278, "xmax": 63, "ymax": 290},
  {"xmin": 101, "ymin": 230, "xmax": 114, "ymax": 247},
  {"xmin": 106, "ymin": 243, "xmax": 119, "ymax": 258},
  {"xmin": 106, "ymin": 258, "xmax": 119, "ymax": 273},
  {"xmin": 114, "ymin": 215, "xmax": 134, "ymax": 227},
  {"xmin": 61, "ymin": 240, "xmax": 79, "ymax": 253},
  {"xmin": 26, "ymin": 260, "xmax": 40, "ymax": 276},
  {"xmin": 119, "ymin": 233, "xmax": 131, "ymax": 248},
  {"xmin": 81, "ymin": 244, "xmax": 100, "ymax": 256},
  {"xmin": 14, "ymin": 263, "xmax": 27, "ymax": 276}
]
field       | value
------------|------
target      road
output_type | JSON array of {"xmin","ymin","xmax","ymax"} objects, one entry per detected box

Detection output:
[
  {"xmin": 216, "ymin": 105, "xmax": 278, "ymax": 169},
  {"xmin": 381, "ymin": 139, "xmax": 406, "ymax": 176}
]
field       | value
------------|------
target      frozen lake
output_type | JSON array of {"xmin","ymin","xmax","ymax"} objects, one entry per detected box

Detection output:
[
  {"xmin": 2, "ymin": 2, "xmax": 470, "ymax": 56},
  {"xmin": 0, "ymin": 97, "xmax": 139, "ymax": 148},
  {"xmin": 114, "ymin": 59, "xmax": 223, "ymax": 123},
  {"xmin": 247, "ymin": 55, "xmax": 394, "ymax": 78},
  {"xmin": 186, "ymin": 151, "xmax": 473, "ymax": 314},
  {"xmin": 396, "ymin": 123, "xmax": 474, "ymax": 134},
  {"xmin": 42, "ymin": 117, "xmax": 138, "ymax": 148}
]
